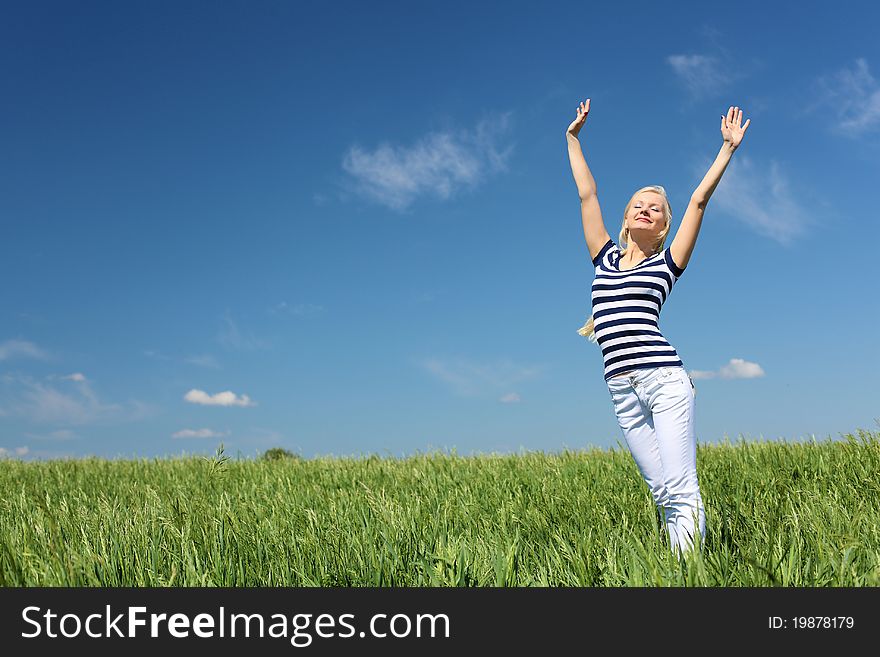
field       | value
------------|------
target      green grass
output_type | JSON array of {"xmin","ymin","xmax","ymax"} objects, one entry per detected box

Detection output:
[{"xmin": 1, "ymin": 429, "xmax": 879, "ymax": 586}]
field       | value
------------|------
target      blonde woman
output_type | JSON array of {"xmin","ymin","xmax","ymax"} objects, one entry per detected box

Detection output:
[{"xmin": 566, "ymin": 99, "xmax": 750, "ymax": 555}]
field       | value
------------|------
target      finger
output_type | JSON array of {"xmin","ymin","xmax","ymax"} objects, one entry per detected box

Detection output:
[
  {"xmin": 742, "ymin": 118, "xmax": 750, "ymax": 132},
  {"xmin": 727, "ymin": 106, "xmax": 734, "ymax": 122},
  {"xmin": 737, "ymin": 107, "xmax": 743, "ymax": 125}
]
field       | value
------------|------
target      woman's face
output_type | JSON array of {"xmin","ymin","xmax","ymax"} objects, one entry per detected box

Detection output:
[{"xmin": 627, "ymin": 192, "xmax": 666, "ymax": 236}]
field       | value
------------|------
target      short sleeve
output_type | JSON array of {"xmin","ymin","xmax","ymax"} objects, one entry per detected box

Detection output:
[
  {"xmin": 592, "ymin": 239, "xmax": 616, "ymax": 267},
  {"xmin": 664, "ymin": 248, "xmax": 686, "ymax": 278}
]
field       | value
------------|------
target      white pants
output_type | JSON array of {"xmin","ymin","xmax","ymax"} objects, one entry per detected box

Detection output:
[{"xmin": 606, "ymin": 365, "xmax": 706, "ymax": 554}]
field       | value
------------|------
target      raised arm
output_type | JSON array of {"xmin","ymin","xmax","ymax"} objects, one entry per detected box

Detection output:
[
  {"xmin": 669, "ymin": 105, "xmax": 751, "ymax": 270},
  {"xmin": 566, "ymin": 99, "xmax": 611, "ymax": 262}
]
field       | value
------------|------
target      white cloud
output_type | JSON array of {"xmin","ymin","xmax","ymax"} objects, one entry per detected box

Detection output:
[
  {"xmin": 811, "ymin": 58, "xmax": 880, "ymax": 136},
  {"xmin": 172, "ymin": 428, "xmax": 229, "ymax": 439},
  {"xmin": 687, "ymin": 370, "xmax": 715, "ymax": 380},
  {"xmin": 0, "ymin": 446, "xmax": 29, "ymax": 458},
  {"xmin": 340, "ymin": 114, "xmax": 514, "ymax": 211},
  {"xmin": 704, "ymin": 154, "xmax": 811, "ymax": 246},
  {"xmin": 499, "ymin": 392, "xmax": 522, "ymax": 404},
  {"xmin": 0, "ymin": 339, "xmax": 49, "ymax": 361},
  {"xmin": 184, "ymin": 389, "xmax": 256, "ymax": 407},
  {"xmin": 689, "ymin": 358, "xmax": 765, "ymax": 380},
  {"xmin": 420, "ymin": 357, "xmax": 542, "ymax": 397}
]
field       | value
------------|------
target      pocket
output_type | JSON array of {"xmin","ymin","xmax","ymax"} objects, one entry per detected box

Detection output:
[
  {"xmin": 656, "ymin": 366, "xmax": 676, "ymax": 380},
  {"xmin": 656, "ymin": 366, "xmax": 683, "ymax": 383},
  {"xmin": 656, "ymin": 366, "xmax": 688, "ymax": 389}
]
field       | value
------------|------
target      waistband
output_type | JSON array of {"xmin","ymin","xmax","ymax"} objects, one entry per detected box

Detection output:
[{"xmin": 606, "ymin": 365, "xmax": 687, "ymax": 388}]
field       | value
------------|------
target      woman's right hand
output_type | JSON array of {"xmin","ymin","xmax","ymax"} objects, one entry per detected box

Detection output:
[{"xmin": 566, "ymin": 98, "xmax": 590, "ymax": 138}]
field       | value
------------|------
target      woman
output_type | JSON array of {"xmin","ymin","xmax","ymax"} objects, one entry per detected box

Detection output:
[{"xmin": 566, "ymin": 98, "xmax": 750, "ymax": 555}]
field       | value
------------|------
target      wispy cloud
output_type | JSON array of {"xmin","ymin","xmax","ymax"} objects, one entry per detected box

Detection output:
[
  {"xmin": 144, "ymin": 349, "xmax": 173, "ymax": 361},
  {"xmin": 666, "ymin": 31, "xmax": 760, "ymax": 104},
  {"xmin": 227, "ymin": 428, "xmax": 299, "ymax": 456},
  {"xmin": 499, "ymin": 392, "xmax": 522, "ymax": 404},
  {"xmin": 269, "ymin": 302, "xmax": 325, "ymax": 318},
  {"xmin": 0, "ymin": 339, "xmax": 49, "ymax": 361},
  {"xmin": 411, "ymin": 291, "xmax": 440, "ymax": 304},
  {"xmin": 703, "ymin": 154, "xmax": 811, "ymax": 246},
  {"xmin": 23, "ymin": 429, "xmax": 77, "ymax": 441},
  {"xmin": 184, "ymin": 389, "xmax": 256, "ymax": 407},
  {"xmin": 172, "ymin": 428, "xmax": 229, "ymax": 439},
  {"xmin": 0, "ymin": 374, "xmax": 154, "ymax": 425},
  {"xmin": 145, "ymin": 350, "xmax": 221, "ymax": 369},
  {"xmin": 809, "ymin": 58, "xmax": 880, "ymax": 137},
  {"xmin": 689, "ymin": 358, "xmax": 765, "ymax": 380},
  {"xmin": 420, "ymin": 357, "xmax": 542, "ymax": 398},
  {"xmin": 217, "ymin": 311, "xmax": 270, "ymax": 351},
  {"xmin": 184, "ymin": 354, "xmax": 221, "ymax": 369},
  {"xmin": 45, "ymin": 372, "xmax": 86, "ymax": 382},
  {"xmin": 408, "ymin": 287, "xmax": 451, "ymax": 305},
  {"xmin": 667, "ymin": 54, "xmax": 728, "ymax": 99},
  {"xmin": 0, "ymin": 446, "xmax": 29, "ymax": 458},
  {"xmin": 340, "ymin": 114, "xmax": 514, "ymax": 212}
]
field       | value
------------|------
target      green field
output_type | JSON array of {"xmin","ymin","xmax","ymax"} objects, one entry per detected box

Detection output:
[{"xmin": 1, "ymin": 430, "xmax": 878, "ymax": 586}]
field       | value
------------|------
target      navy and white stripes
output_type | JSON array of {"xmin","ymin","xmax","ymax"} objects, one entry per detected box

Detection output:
[{"xmin": 591, "ymin": 238, "xmax": 687, "ymax": 380}]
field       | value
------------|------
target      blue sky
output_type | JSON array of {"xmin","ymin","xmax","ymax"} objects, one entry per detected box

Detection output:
[{"xmin": 1, "ymin": 0, "xmax": 878, "ymax": 460}]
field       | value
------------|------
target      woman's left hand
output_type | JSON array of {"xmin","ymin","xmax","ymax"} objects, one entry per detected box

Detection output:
[{"xmin": 721, "ymin": 105, "xmax": 750, "ymax": 149}]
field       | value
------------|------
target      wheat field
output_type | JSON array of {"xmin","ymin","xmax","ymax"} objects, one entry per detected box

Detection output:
[{"xmin": 1, "ymin": 430, "xmax": 878, "ymax": 586}]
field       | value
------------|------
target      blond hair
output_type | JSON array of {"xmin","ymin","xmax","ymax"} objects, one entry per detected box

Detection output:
[{"xmin": 578, "ymin": 185, "xmax": 673, "ymax": 343}]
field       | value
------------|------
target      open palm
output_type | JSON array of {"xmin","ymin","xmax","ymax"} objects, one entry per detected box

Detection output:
[{"xmin": 721, "ymin": 105, "xmax": 750, "ymax": 148}]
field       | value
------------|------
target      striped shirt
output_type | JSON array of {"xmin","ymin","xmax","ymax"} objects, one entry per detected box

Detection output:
[{"xmin": 591, "ymin": 238, "xmax": 687, "ymax": 381}]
